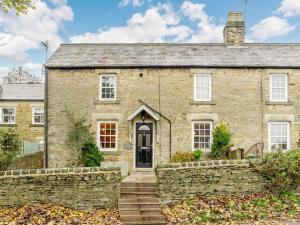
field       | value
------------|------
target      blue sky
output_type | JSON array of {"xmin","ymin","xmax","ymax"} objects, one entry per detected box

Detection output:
[{"xmin": 0, "ymin": 0, "xmax": 299, "ymax": 77}]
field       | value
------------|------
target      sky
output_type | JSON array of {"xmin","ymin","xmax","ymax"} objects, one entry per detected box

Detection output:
[{"xmin": 0, "ymin": 0, "xmax": 299, "ymax": 78}]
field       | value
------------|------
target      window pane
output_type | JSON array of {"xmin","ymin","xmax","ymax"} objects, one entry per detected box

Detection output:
[
  {"xmin": 271, "ymin": 75, "xmax": 287, "ymax": 101},
  {"xmin": 99, "ymin": 122, "xmax": 117, "ymax": 150},
  {"xmin": 195, "ymin": 75, "xmax": 210, "ymax": 101},
  {"xmin": 101, "ymin": 75, "xmax": 116, "ymax": 99},
  {"xmin": 269, "ymin": 123, "xmax": 289, "ymax": 150},
  {"xmin": 193, "ymin": 122, "xmax": 211, "ymax": 151}
]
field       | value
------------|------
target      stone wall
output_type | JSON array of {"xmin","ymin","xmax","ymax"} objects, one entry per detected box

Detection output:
[
  {"xmin": 0, "ymin": 167, "xmax": 121, "ymax": 209},
  {"xmin": 156, "ymin": 160, "xmax": 269, "ymax": 203}
]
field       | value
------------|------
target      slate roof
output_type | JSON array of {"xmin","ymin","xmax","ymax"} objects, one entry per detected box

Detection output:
[
  {"xmin": 0, "ymin": 83, "xmax": 44, "ymax": 101},
  {"xmin": 45, "ymin": 43, "xmax": 300, "ymax": 68}
]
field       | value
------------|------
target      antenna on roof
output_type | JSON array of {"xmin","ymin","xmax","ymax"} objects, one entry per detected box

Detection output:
[
  {"xmin": 41, "ymin": 40, "xmax": 49, "ymax": 61},
  {"xmin": 41, "ymin": 40, "xmax": 49, "ymax": 78}
]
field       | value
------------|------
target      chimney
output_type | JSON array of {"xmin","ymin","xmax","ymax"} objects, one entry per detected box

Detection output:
[{"xmin": 223, "ymin": 12, "xmax": 245, "ymax": 46}]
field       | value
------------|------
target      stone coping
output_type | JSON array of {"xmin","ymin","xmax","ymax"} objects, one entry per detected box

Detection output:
[
  {"xmin": 157, "ymin": 159, "xmax": 250, "ymax": 169},
  {"xmin": 0, "ymin": 167, "xmax": 121, "ymax": 177}
]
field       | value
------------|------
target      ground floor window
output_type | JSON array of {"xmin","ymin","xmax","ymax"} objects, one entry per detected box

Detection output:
[
  {"xmin": 32, "ymin": 107, "xmax": 44, "ymax": 124},
  {"xmin": 193, "ymin": 121, "xmax": 212, "ymax": 151},
  {"xmin": 268, "ymin": 122, "xmax": 290, "ymax": 151},
  {"xmin": 0, "ymin": 107, "xmax": 15, "ymax": 124},
  {"xmin": 97, "ymin": 121, "xmax": 118, "ymax": 151}
]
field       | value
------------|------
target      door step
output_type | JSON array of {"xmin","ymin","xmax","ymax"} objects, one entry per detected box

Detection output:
[{"xmin": 119, "ymin": 174, "xmax": 166, "ymax": 225}]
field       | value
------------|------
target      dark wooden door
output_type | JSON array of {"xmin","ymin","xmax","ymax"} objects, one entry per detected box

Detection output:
[{"xmin": 136, "ymin": 123, "xmax": 153, "ymax": 168}]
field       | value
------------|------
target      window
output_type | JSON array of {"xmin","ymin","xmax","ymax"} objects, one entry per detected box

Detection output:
[
  {"xmin": 32, "ymin": 107, "xmax": 44, "ymax": 124},
  {"xmin": 270, "ymin": 74, "xmax": 288, "ymax": 102},
  {"xmin": 194, "ymin": 74, "xmax": 212, "ymax": 101},
  {"xmin": 268, "ymin": 122, "xmax": 290, "ymax": 151},
  {"xmin": 97, "ymin": 121, "xmax": 118, "ymax": 151},
  {"xmin": 0, "ymin": 108, "xmax": 15, "ymax": 124},
  {"xmin": 100, "ymin": 74, "xmax": 116, "ymax": 100},
  {"xmin": 193, "ymin": 121, "xmax": 212, "ymax": 151}
]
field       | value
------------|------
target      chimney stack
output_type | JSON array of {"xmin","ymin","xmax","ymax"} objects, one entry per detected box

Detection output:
[{"xmin": 223, "ymin": 12, "xmax": 245, "ymax": 46}]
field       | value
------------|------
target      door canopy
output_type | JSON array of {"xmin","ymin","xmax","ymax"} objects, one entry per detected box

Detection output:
[{"xmin": 127, "ymin": 105, "xmax": 160, "ymax": 121}]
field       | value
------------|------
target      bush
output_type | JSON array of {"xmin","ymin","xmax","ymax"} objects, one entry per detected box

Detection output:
[
  {"xmin": 170, "ymin": 151, "xmax": 195, "ymax": 163},
  {"xmin": 193, "ymin": 149, "xmax": 203, "ymax": 161},
  {"xmin": 256, "ymin": 149, "xmax": 300, "ymax": 191},
  {"xmin": 82, "ymin": 141, "xmax": 104, "ymax": 167},
  {"xmin": 0, "ymin": 128, "xmax": 21, "ymax": 171},
  {"xmin": 211, "ymin": 122, "xmax": 232, "ymax": 159}
]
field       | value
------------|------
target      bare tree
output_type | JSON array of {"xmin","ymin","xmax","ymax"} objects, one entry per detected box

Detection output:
[{"xmin": 2, "ymin": 67, "xmax": 42, "ymax": 84}]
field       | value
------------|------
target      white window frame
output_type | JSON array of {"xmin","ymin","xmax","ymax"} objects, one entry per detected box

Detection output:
[
  {"xmin": 99, "ymin": 74, "xmax": 117, "ymax": 101},
  {"xmin": 268, "ymin": 122, "xmax": 290, "ymax": 151},
  {"xmin": 192, "ymin": 121, "xmax": 213, "ymax": 152},
  {"xmin": 269, "ymin": 74, "xmax": 288, "ymax": 102},
  {"xmin": 32, "ymin": 107, "xmax": 44, "ymax": 125},
  {"xmin": 0, "ymin": 107, "xmax": 16, "ymax": 125},
  {"xmin": 194, "ymin": 74, "xmax": 212, "ymax": 101},
  {"xmin": 97, "ymin": 121, "xmax": 118, "ymax": 151}
]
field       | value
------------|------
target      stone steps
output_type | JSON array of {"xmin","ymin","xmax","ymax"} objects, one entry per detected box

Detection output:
[{"xmin": 119, "ymin": 174, "xmax": 166, "ymax": 225}]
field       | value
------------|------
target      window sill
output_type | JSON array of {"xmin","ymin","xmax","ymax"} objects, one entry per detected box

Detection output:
[
  {"xmin": 190, "ymin": 100, "xmax": 216, "ymax": 105},
  {"xmin": 30, "ymin": 124, "xmax": 44, "ymax": 127},
  {"xmin": 94, "ymin": 99, "xmax": 120, "ymax": 105},
  {"xmin": 0, "ymin": 124, "xmax": 17, "ymax": 127},
  {"xmin": 266, "ymin": 101, "xmax": 293, "ymax": 106},
  {"xmin": 101, "ymin": 150, "xmax": 120, "ymax": 155}
]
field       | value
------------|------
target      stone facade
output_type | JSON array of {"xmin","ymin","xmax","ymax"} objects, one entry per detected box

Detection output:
[
  {"xmin": 46, "ymin": 67, "xmax": 300, "ymax": 170},
  {"xmin": 156, "ymin": 160, "xmax": 269, "ymax": 203},
  {"xmin": 0, "ymin": 101, "xmax": 44, "ymax": 142},
  {"xmin": 0, "ymin": 167, "xmax": 121, "ymax": 209}
]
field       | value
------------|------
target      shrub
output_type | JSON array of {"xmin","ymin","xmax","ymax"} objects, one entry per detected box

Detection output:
[
  {"xmin": 211, "ymin": 122, "xmax": 232, "ymax": 159},
  {"xmin": 170, "ymin": 151, "xmax": 195, "ymax": 163},
  {"xmin": 66, "ymin": 107, "xmax": 93, "ymax": 165},
  {"xmin": 193, "ymin": 149, "xmax": 203, "ymax": 161},
  {"xmin": 0, "ymin": 128, "xmax": 21, "ymax": 171},
  {"xmin": 255, "ymin": 149, "xmax": 300, "ymax": 191},
  {"xmin": 82, "ymin": 141, "xmax": 104, "ymax": 167}
]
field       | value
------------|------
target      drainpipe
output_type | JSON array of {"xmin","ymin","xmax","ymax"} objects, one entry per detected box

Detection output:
[
  {"xmin": 138, "ymin": 99, "xmax": 172, "ymax": 160},
  {"xmin": 44, "ymin": 68, "xmax": 49, "ymax": 168}
]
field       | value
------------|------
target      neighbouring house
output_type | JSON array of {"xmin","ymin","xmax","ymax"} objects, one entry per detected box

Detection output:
[
  {"xmin": 45, "ymin": 12, "xmax": 300, "ymax": 170},
  {"xmin": 0, "ymin": 83, "xmax": 44, "ymax": 154}
]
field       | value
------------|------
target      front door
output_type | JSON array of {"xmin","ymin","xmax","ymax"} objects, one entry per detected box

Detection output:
[{"xmin": 136, "ymin": 123, "xmax": 153, "ymax": 168}]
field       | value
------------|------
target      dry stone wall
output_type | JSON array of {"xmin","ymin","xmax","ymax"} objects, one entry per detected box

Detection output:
[
  {"xmin": 156, "ymin": 160, "xmax": 269, "ymax": 204},
  {"xmin": 0, "ymin": 167, "xmax": 121, "ymax": 209}
]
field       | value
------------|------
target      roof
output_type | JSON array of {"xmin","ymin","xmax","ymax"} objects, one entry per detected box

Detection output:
[
  {"xmin": 45, "ymin": 43, "xmax": 300, "ymax": 69},
  {"xmin": 0, "ymin": 83, "xmax": 44, "ymax": 101}
]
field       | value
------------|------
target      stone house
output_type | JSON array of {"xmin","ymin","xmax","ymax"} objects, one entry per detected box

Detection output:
[
  {"xmin": 45, "ymin": 12, "xmax": 300, "ymax": 170},
  {"xmin": 0, "ymin": 83, "xmax": 44, "ymax": 147}
]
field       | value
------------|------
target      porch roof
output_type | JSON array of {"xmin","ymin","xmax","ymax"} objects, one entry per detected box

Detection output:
[{"xmin": 127, "ymin": 105, "xmax": 160, "ymax": 121}]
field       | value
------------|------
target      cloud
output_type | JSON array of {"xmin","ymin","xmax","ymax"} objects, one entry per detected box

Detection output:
[
  {"xmin": 23, "ymin": 63, "xmax": 43, "ymax": 76},
  {"xmin": 0, "ymin": 0, "xmax": 73, "ymax": 62},
  {"xmin": 277, "ymin": 0, "xmax": 300, "ymax": 17},
  {"xmin": 181, "ymin": 1, "xmax": 223, "ymax": 43},
  {"xmin": 70, "ymin": 1, "xmax": 223, "ymax": 44},
  {"xmin": 250, "ymin": 16, "xmax": 296, "ymax": 41},
  {"xmin": 119, "ymin": 0, "xmax": 144, "ymax": 7},
  {"xmin": 70, "ymin": 3, "xmax": 192, "ymax": 43}
]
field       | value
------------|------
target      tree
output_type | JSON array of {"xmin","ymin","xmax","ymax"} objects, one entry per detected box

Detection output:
[
  {"xmin": 3, "ymin": 67, "xmax": 42, "ymax": 83},
  {"xmin": 0, "ymin": 0, "xmax": 35, "ymax": 15}
]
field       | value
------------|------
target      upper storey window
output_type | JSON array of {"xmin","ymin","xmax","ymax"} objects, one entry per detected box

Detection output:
[
  {"xmin": 270, "ymin": 74, "xmax": 288, "ymax": 102},
  {"xmin": 100, "ymin": 74, "xmax": 116, "ymax": 100},
  {"xmin": 194, "ymin": 74, "xmax": 212, "ymax": 101}
]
